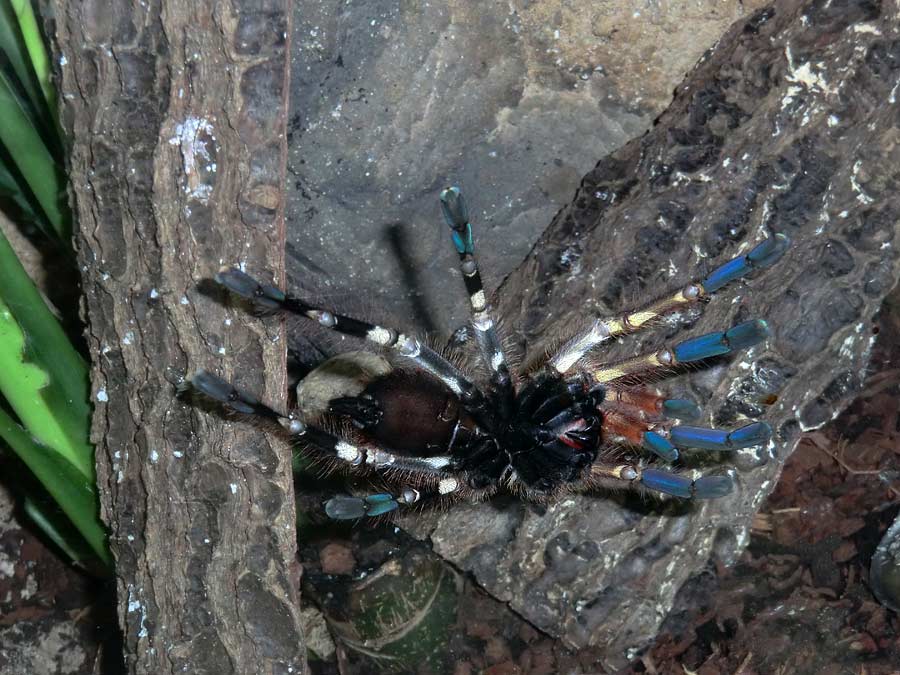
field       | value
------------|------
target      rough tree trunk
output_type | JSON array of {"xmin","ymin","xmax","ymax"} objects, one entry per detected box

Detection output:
[
  {"xmin": 47, "ymin": 1, "xmax": 306, "ymax": 673},
  {"xmin": 404, "ymin": 0, "xmax": 900, "ymax": 667}
]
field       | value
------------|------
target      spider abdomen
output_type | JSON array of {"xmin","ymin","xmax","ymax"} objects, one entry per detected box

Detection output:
[{"xmin": 361, "ymin": 369, "xmax": 470, "ymax": 456}]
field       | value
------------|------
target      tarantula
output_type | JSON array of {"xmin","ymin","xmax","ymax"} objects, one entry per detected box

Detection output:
[{"xmin": 188, "ymin": 187, "xmax": 788, "ymax": 520}]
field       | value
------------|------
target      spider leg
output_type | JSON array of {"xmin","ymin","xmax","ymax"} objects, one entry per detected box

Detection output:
[
  {"xmin": 588, "ymin": 462, "xmax": 734, "ymax": 499},
  {"xmin": 328, "ymin": 394, "xmax": 383, "ymax": 430},
  {"xmin": 600, "ymin": 386, "xmax": 772, "ymax": 462},
  {"xmin": 188, "ymin": 370, "xmax": 472, "ymax": 516},
  {"xmin": 324, "ymin": 478, "xmax": 466, "ymax": 521},
  {"xmin": 588, "ymin": 318, "xmax": 771, "ymax": 384},
  {"xmin": 549, "ymin": 233, "xmax": 790, "ymax": 374},
  {"xmin": 604, "ymin": 387, "xmax": 701, "ymax": 422},
  {"xmin": 214, "ymin": 268, "xmax": 487, "ymax": 411},
  {"xmin": 440, "ymin": 187, "xmax": 514, "ymax": 412},
  {"xmin": 600, "ymin": 387, "xmax": 701, "ymax": 461},
  {"xmin": 187, "ymin": 369, "xmax": 368, "ymax": 465},
  {"xmin": 640, "ymin": 422, "xmax": 772, "ymax": 459},
  {"xmin": 593, "ymin": 380, "xmax": 770, "ymax": 499},
  {"xmin": 324, "ymin": 488, "xmax": 422, "ymax": 520}
]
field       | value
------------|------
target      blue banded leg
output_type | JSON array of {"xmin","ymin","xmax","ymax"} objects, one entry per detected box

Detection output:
[
  {"xmin": 589, "ymin": 318, "xmax": 772, "ymax": 384},
  {"xmin": 549, "ymin": 233, "xmax": 790, "ymax": 374},
  {"xmin": 440, "ymin": 187, "xmax": 514, "ymax": 407},
  {"xmin": 642, "ymin": 431, "xmax": 680, "ymax": 462},
  {"xmin": 662, "ymin": 399, "xmax": 702, "ymax": 421},
  {"xmin": 590, "ymin": 463, "xmax": 733, "ymax": 499},
  {"xmin": 598, "ymin": 388, "xmax": 770, "ymax": 460},
  {"xmin": 600, "ymin": 390, "xmax": 698, "ymax": 460},
  {"xmin": 325, "ymin": 488, "xmax": 422, "ymax": 520},
  {"xmin": 215, "ymin": 268, "xmax": 486, "ymax": 408},
  {"xmin": 640, "ymin": 469, "xmax": 733, "ymax": 499},
  {"xmin": 601, "ymin": 413, "xmax": 677, "ymax": 462},
  {"xmin": 643, "ymin": 420, "xmax": 772, "ymax": 461},
  {"xmin": 702, "ymin": 233, "xmax": 791, "ymax": 292},
  {"xmin": 603, "ymin": 388, "xmax": 701, "ymax": 423},
  {"xmin": 669, "ymin": 421, "xmax": 772, "ymax": 450}
]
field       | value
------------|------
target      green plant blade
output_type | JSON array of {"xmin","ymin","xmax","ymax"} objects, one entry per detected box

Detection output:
[
  {"xmin": 0, "ymin": 69, "xmax": 66, "ymax": 239},
  {"xmin": 0, "ymin": 406, "xmax": 109, "ymax": 566},
  {"xmin": 0, "ymin": 290, "xmax": 91, "ymax": 477},
  {"xmin": 0, "ymin": 1, "xmax": 46, "ymax": 127},
  {"xmin": 0, "ymin": 227, "xmax": 90, "ymax": 458},
  {"xmin": 0, "ymin": 155, "xmax": 42, "ymax": 223},
  {"xmin": 8, "ymin": 0, "xmax": 53, "ymax": 111},
  {"xmin": 23, "ymin": 494, "xmax": 98, "ymax": 568}
]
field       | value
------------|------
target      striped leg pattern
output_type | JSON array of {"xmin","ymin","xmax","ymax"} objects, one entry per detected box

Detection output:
[
  {"xmin": 549, "ymin": 233, "xmax": 789, "ymax": 375},
  {"xmin": 186, "ymin": 369, "xmax": 466, "ymax": 519},
  {"xmin": 596, "ymin": 384, "xmax": 772, "ymax": 498},
  {"xmin": 588, "ymin": 318, "xmax": 772, "ymax": 385},
  {"xmin": 589, "ymin": 462, "xmax": 735, "ymax": 499},
  {"xmin": 214, "ymin": 268, "xmax": 488, "ymax": 411},
  {"xmin": 440, "ymin": 187, "xmax": 515, "ymax": 410}
]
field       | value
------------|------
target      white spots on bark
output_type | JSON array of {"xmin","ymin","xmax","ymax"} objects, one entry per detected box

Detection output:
[
  {"xmin": 168, "ymin": 116, "xmax": 217, "ymax": 204},
  {"xmin": 127, "ymin": 585, "xmax": 149, "ymax": 639}
]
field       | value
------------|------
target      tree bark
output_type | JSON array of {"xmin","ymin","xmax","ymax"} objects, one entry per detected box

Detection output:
[{"xmin": 48, "ymin": 1, "xmax": 305, "ymax": 672}]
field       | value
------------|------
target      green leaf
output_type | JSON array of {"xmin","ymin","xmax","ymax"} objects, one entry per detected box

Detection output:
[
  {"xmin": 0, "ymin": 1, "xmax": 46, "ymax": 127},
  {"xmin": 8, "ymin": 0, "xmax": 53, "ymax": 111},
  {"xmin": 23, "ymin": 495, "xmax": 99, "ymax": 569},
  {"xmin": 0, "ymin": 154, "xmax": 43, "ymax": 223},
  {"xmin": 0, "ymin": 272, "xmax": 91, "ymax": 479},
  {"xmin": 0, "ymin": 227, "xmax": 89, "ymax": 444},
  {"xmin": 0, "ymin": 69, "xmax": 67, "ymax": 239},
  {"xmin": 0, "ymin": 296, "xmax": 92, "ymax": 478},
  {"xmin": 0, "ymin": 406, "xmax": 109, "ymax": 566}
]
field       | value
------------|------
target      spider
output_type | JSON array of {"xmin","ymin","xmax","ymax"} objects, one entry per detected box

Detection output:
[{"xmin": 187, "ymin": 186, "xmax": 788, "ymax": 520}]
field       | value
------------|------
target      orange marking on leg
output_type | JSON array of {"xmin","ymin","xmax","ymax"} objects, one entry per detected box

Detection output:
[
  {"xmin": 601, "ymin": 411, "xmax": 647, "ymax": 445},
  {"xmin": 607, "ymin": 387, "xmax": 665, "ymax": 416}
]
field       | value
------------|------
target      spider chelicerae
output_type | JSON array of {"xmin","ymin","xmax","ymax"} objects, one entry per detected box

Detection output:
[{"xmin": 188, "ymin": 187, "xmax": 788, "ymax": 520}]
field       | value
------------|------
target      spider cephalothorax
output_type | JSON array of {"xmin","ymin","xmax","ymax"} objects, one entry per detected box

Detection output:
[
  {"xmin": 188, "ymin": 187, "xmax": 787, "ymax": 519},
  {"xmin": 329, "ymin": 363, "xmax": 603, "ymax": 497}
]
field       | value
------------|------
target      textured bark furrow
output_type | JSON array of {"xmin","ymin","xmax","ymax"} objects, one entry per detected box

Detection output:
[
  {"xmin": 407, "ymin": 0, "xmax": 900, "ymax": 668},
  {"xmin": 49, "ymin": 1, "xmax": 304, "ymax": 673}
]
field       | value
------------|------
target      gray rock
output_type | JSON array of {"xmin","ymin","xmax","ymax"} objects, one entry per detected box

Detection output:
[{"xmin": 286, "ymin": 0, "xmax": 765, "ymax": 341}]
